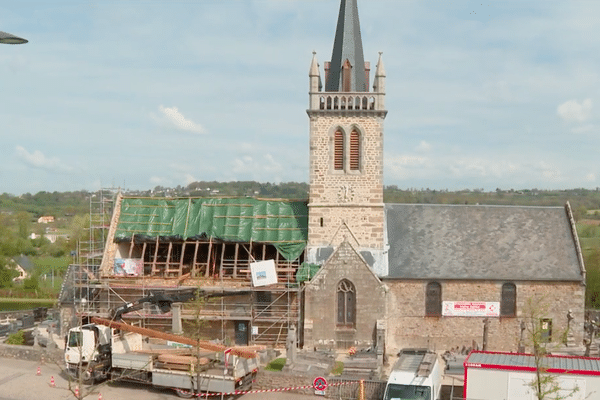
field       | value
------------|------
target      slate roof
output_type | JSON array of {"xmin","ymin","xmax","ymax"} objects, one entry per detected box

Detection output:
[
  {"xmin": 13, "ymin": 255, "xmax": 34, "ymax": 272},
  {"xmin": 466, "ymin": 351, "xmax": 600, "ymax": 373},
  {"xmin": 325, "ymin": 0, "xmax": 368, "ymax": 92},
  {"xmin": 384, "ymin": 204, "xmax": 583, "ymax": 281}
]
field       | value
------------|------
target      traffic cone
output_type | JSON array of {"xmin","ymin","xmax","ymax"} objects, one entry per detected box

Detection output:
[
  {"xmin": 37, "ymin": 366, "xmax": 41, "ymax": 376},
  {"xmin": 49, "ymin": 376, "xmax": 55, "ymax": 387}
]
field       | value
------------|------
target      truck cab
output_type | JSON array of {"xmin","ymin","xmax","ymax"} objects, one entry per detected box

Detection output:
[
  {"xmin": 65, "ymin": 323, "xmax": 141, "ymax": 383},
  {"xmin": 383, "ymin": 349, "xmax": 442, "ymax": 400}
]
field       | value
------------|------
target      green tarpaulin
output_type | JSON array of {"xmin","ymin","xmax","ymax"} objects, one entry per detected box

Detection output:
[
  {"xmin": 296, "ymin": 262, "xmax": 321, "ymax": 283},
  {"xmin": 114, "ymin": 197, "xmax": 308, "ymax": 261}
]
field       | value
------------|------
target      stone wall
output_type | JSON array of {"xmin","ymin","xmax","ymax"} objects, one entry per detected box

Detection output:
[
  {"xmin": 308, "ymin": 114, "xmax": 385, "ymax": 249},
  {"xmin": 304, "ymin": 241, "xmax": 386, "ymax": 350},
  {"xmin": 0, "ymin": 343, "xmax": 62, "ymax": 363},
  {"xmin": 384, "ymin": 280, "xmax": 585, "ymax": 353},
  {"xmin": 254, "ymin": 370, "xmax": 317, "ymax": 395}
]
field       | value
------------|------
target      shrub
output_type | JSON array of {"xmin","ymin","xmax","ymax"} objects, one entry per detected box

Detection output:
[
  {"xmin": 5, "ymin": 330, "xmax": 25, "ymax": 345},
  {"xmin": 265, "ymin": 357, "xmax": 286, "ymax": 371}
]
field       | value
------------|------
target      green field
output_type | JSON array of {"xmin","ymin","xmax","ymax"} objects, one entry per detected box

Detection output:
[{"xmin": 0, "ymin": 298, "xmax": 56, "ymax": 311}]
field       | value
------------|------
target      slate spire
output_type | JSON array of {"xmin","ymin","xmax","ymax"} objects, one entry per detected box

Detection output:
[{"xmin": 325, "ymin": 0, "xmax": 367, "ymax": 92}]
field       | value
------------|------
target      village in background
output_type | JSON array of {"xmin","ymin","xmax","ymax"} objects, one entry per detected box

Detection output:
[{"xmin": 2, "ymin": 184, "xmax": 600, "ymax": 309}]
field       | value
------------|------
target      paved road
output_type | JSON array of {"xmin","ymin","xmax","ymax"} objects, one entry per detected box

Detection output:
[{"xmin": 0, "ymin": 357, "xmax": 324, "ymax": 400}]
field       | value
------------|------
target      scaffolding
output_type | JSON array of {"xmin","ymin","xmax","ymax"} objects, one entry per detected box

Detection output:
[{"xmin": 59, "ymin": 194, "xmax": 311, "ymax": 348}]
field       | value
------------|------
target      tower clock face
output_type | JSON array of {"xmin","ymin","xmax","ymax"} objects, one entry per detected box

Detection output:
[{"xmin": 338, "ymin": 184, "xmax": 355, "ymax": 203}]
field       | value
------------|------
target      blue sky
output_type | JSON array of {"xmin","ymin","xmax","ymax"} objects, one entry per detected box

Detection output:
[{"xmin": 1, "ymin": 0, "xmax": 599, "ymax": 195}]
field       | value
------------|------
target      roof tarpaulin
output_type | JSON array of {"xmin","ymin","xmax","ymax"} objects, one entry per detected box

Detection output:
[{"xmin": 114, "ymin": 197, "xmax": 308, "ymax": 261}]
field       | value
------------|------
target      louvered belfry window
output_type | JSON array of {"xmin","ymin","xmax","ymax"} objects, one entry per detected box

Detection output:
[
  {"xmin": 350, "ymin": 129, "xmax": 360, "ymax": 170},
  {"xmin": 334, "ymin": 130, "xmax": 344, "ymax": 170}
]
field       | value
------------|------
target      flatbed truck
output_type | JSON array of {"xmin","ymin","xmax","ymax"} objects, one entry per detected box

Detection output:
[{"xmin": 65, "ymin": 316, "xmax": 259, "ymax": 398}]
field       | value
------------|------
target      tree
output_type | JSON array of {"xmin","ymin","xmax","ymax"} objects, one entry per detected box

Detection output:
[{"xmin": 521, "ymin": 297, "xmax": 580, "ymax": 400}]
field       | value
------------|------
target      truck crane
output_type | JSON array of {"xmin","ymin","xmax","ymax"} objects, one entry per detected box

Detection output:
[{"xmin": 65, "ymin": 288, "xmax": 259, "ymax": 398}]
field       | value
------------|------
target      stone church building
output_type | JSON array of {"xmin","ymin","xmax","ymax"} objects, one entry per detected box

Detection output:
[{"xmin": 302, "ymin": 0, "xmax": 586, "ymax": 354}]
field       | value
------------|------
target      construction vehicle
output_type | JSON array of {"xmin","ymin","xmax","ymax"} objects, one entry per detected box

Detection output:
[
  {"xmin": 382, "ymin": 348, "xmax": 442, "ymax": 400},
  {"xmin": 64, "ymin": 289, "xmax": 259, "ymax": 398}
]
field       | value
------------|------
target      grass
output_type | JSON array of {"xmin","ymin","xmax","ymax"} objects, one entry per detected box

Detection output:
[
  {"xmin": 265, "ymin": 357, "xmax": 286, "ymax": 371},
  {"xmin": 331, "ymin": 361, "xmax": 344, "ymax": 375}
]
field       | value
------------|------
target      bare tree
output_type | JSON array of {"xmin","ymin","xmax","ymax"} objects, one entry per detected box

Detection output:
[{"xmin": 521, "ymin": 297, "xmax": 580, "ymax": 400}]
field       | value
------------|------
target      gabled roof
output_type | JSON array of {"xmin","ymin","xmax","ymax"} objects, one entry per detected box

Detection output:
[
  {"xmin": 384, "ymin": 204, "xmax": 584, "ymax": 282},
  {"xmin": 465, "ymin": 351, "xmax": 600, "ymax": 374},
  {"xmin": 325, "ymin": 0, "xmax": 368, "ymax": 92},
  {"xmin": 13, "ymin": 255, "xmax": 34, "ymax": 271},
  {"xmin": 114, "ymin": 197, "xmax": 308, "ymax": 261}
]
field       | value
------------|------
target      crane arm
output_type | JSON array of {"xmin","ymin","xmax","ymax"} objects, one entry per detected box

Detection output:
[{"xmin": 91, "ymin": 317, "xmax": 259, "ymax": 359}]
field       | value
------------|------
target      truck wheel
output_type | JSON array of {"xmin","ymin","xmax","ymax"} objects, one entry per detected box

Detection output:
[
  {"xmin": 173, "ymin": 388, "xmax": 194, "ymax": 398},
  {"xmin": 81, "ymin": 365, "xmax": 95, "ymax": 385}
]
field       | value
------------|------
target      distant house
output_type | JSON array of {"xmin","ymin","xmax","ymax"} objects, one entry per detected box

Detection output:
[
  {"xmin": 37, "ymin": 216, "xmax": 55, "ymax": 224},
  {"xmin": 11, "ymin": 255, "xmax": 34, "ymax": 281}
]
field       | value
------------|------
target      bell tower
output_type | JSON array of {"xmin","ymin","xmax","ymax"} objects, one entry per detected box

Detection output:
[{"xmin": 307, "ymin": 0, "xmax": 387, "ymax": 264}]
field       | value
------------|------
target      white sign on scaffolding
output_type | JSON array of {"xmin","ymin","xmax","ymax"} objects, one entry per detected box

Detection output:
[{"xmin": 250, "ymin": 260, "xmax": 278, "ymax": 287}]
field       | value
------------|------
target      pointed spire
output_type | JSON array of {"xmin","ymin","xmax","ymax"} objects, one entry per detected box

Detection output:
[
  {"xmin": 325, "ymin": 0, "xmax": 367, "ymax": 92},
  {"xmin": 373, "ymin": 52, "xmax": 386, "ymax": 94},
  {"xmin": 375, "ymin": 52, "xmax": 386, "ymax": 78},
  {"xmin": 309, "ymin": 51, "xmax": 320, "ymax": 77}
]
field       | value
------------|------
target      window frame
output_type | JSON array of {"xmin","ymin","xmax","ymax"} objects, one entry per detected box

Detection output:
[
  {"xmin": 336, "ymin": 279, "xmax": 356, "ymax": 328},
  {"xmin": 500, "ymin": 282, "xmax": 517, "ymax": 317},
  {"xmin": 425, "ymin": 282, "xmax": 442, "ymax": 317}
]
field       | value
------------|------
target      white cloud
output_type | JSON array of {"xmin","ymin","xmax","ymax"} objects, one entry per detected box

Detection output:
[
  {"xmin": 15, "ymin": 146, "xmax": 72, "ymax": 172},
  {"xmin": 585, "ymin": 173, "xmax": 596, "ymax": 182},
  {"xmin": 183, "ymin": 173, "xmax": 197, "ymax": 185},
  {"xmin": 416, "ymin": 141, "xmax": 431, "ymax": 152},
  {"xmin": 149, "ymin": 176, "xmax": 171, "ymax": 186},
  {"xmin": 570, "ymin": 124, "xmax": 595, "ymax": 134},
  {"xmin": 158, "ymin": 105, "xmax": 206, "ymax": 134},
  {"xmin": 557, "ymin": 98, "xmax": 593, "ymax": 122},
  {"xmin": 231, "ymin": 153, "xmax": 283, "ymax": 178}
]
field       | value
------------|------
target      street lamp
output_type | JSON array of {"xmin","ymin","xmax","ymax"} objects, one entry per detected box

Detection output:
[{"xmin": 0, "ymin": 31, "xmax": 28, "ymax": 44}]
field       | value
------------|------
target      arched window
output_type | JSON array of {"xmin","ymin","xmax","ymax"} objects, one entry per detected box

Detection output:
[
  {"xmin": 350, "ymin": 129, "xmax": 360, "ymax": 170},
  {"xmin": 334, "ymin": 129, "xmax": 344, "ymax": 170},
  {"xmin": 337, "ymin": 279, "xmax": 356, "ymax": 327},
  {"xmin": 500, "ymin": 283, "xmax": 516, "ymax": 317},
  {"xmin": 425, "ymin": 282, "xmax": 442, "ymax": 316}
]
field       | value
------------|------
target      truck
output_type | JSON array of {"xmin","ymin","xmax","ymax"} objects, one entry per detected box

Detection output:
[
  {"xmin": 382, "ymin": 348, "xmax": 443, "ymax": 400},
  {"xmin": 464, "ymin": 350, "xmax": 600, "ymax": 400},
  {"xmin": 64, "ymin": 289, "xmax": 259, "ymax": 398}
]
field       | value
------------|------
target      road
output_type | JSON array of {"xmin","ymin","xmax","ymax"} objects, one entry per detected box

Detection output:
[{"xmin": 0, "ymin": 357, "xmax": 325, "ymax": 400}]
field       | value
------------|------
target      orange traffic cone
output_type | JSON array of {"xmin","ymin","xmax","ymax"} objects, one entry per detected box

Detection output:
[
  {"xmin": 37, "ymin": 366, "xmax": 41, "ymax": 376},
  {"xmin": 49, "ymin": 376, "xmax": 55, "ymax": 387}
]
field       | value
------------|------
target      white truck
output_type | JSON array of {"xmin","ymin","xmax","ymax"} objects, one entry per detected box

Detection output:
[
  {"xmin": 383, "ymin": 348, "xmax": 443, "ymax": 400},
  {"xmin": 65, "ymin": 317, "xmax": 259, "ymax": 398}
]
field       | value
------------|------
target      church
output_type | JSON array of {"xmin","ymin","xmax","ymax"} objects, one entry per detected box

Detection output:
[
  {"xmin": 302, "ymin": 0, "xmax": 585, "ymax": 354},
  {"xmin": 60, "ymin": 0, "xmax": 586, "ymax": 359}
]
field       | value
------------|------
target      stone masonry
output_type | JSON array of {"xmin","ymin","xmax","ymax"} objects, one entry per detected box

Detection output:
[
  {"xmin": 384, "ymin": 280, "xmax": 585, "ymax": 353},
  {"xmin": 307, "ymin": 114, "xmax": 385, "ymax": 250},
  {"xmin": 304, "ymin": 241, "xmax": 386, "ymax": 350}
]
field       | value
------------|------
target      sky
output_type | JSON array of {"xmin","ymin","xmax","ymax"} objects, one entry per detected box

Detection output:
[{"xmin": 1, "ymin": 0, "xmax": 599, "ymax": 195}]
